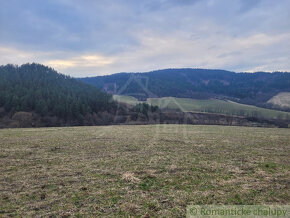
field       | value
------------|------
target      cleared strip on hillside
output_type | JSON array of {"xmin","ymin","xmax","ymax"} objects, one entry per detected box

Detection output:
[
  {"xmin": 114, "ymin": 95, "xmax": 290, "ymax": 120},
  {"xmin": 268, "ymin": 92, "xmax": 290, "ymax": 108}
]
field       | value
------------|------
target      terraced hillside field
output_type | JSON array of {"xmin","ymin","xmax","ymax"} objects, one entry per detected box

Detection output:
[{"xmin": 0, "ymin": 125, "xmax": 289, "ymax": 217}]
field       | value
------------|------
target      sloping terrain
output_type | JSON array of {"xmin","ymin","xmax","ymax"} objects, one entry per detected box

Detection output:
[
  {"xmin": 267, "ymin": 92, "xmax": 290, "ymax": 108},
  {"xmin": 114, "ymin": 95, "xmax": 290, "ymax": 120},
  {"xmin": 113, "ymin": 95, "xmax": 139, "ymax": 105},
  {"xmin": 148, "ymin": 97, "xmax": 290, "ymax": 120}
]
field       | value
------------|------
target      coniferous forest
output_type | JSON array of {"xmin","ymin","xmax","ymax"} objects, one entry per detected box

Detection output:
[{"xmin": 0, "ymin": 64, "xmax": 118, "ymax": 127}]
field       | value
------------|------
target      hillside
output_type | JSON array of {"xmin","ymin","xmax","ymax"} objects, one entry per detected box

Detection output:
[
  {"xmin": 0, "ymin": 64, "xmax": 116, "ymax": 127},
  {"xmin": 80, "ymin": 68, "xmax": 290, "ymax": 108},
  {"xmin": 114, "ymin": 95, "xmax": 290, "ymax": 120},
  {"xmin": 267, "ymin": 92, "xmax": 290, "ymax": 109}
]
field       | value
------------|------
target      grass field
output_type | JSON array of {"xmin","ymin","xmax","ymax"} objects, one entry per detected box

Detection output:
[
  {"xmin": 114, "ymin": 95, "xmax": 290, "ymax": 120},
  {"xmin": 0, "ymin": 125, "xmax": 289, "ymax": 217}
]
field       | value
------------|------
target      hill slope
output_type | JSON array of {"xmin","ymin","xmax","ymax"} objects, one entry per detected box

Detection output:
[
  {"xmin": 267, "ymin": 92, "xmax": 290, "ymax": 109},
  {"xmin": 0, "ymin": 63, "xmax": 116, "ymax": 127},
  {"xmin": 80, "ymin": 68, "xmax": 290, "ymax": 107},
  {"xmin": 114, "ymin": 95, "xmax": 290, "ymax": 120}
]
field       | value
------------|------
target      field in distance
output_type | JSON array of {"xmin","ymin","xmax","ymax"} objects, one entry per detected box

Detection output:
[
  {"xmin": 113, "ymin": 95, "xmax": 290, "ymax": 120},
  {"xmin": 268, "ymin": 92, "xmax": 290, "ymax": 109},
  {"xmin": 0, "ymin": 125, "xmax": 289, "ymax": 216}
]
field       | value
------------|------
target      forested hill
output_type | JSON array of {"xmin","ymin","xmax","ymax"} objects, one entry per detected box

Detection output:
[
  {"xmin": 79, "ymin": 68, "xmax": 290, "ymax": 107},
  {"xmin": 0, "ymin": 63, "xmax": 116, "ymax": 127},
  {"xmin": 1, "ymin": 64, "xmax": 289, "ymax": 128}
]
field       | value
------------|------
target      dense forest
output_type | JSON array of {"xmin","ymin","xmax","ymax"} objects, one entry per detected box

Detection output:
[
  {"xmin": 80, "ymin": 68, "xmax": 290, "ymax": 108},
  {"xmin": 0, "ymin": 64, "xmax": 117, "ymax": 127}
]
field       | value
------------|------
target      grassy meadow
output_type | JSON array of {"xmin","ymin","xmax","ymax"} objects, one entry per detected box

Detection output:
[
  {"xmin": 114, "ymin": 95, "xmax": 290, "ymax": 120},
  {"xmin": 0, "ymin": 125, "xmax": 289, "ymax": 217}
]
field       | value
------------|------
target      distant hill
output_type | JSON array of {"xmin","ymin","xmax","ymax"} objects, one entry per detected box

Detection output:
[
  {"xmin": 0, "ymin": 63, "xmax": 116, "ymax": 127},
  {"xmin": 80, "ymin": 68, "xmax": 290, "ymax": 108}
]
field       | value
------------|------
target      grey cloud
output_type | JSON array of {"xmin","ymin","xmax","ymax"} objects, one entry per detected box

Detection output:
[{"xmin": 0, "ymin": 0, "xmax": 289, "ymax": 76}]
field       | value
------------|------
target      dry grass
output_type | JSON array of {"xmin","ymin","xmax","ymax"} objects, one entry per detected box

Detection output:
[{"xmin": 0, "ymin": 125, "xmax": 289, "ymax": 217}]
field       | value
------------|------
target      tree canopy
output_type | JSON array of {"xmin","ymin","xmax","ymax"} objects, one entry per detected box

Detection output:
[{"xmin": 0, "ymin": 63, "xmax": 116, "ymax": 121}]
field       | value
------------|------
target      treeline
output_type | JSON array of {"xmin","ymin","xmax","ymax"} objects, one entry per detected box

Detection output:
[{"xmin": 0, "ymin": 63, "xmax": 116, "ymax": 123}]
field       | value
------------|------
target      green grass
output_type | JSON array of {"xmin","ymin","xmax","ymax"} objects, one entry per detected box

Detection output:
[
  {"xmin": 114, "ymin": 95, "xmax": 290, "ymax": 120},
  {"xmin": 0, "ymin": 125, "xmax": 289, "ymax": 216}
]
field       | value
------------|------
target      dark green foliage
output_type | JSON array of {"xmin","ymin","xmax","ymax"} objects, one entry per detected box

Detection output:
[
  {"xmin": 0, "ymin": 63, "xmax": 116, "ymax": 121},
  {"xmin": 132, "ymin": 103, "xmax": 159, "ymax": 115},
  {"xmin": 80, "ymin": 68, "xmax": 290, "ymax": 106}
]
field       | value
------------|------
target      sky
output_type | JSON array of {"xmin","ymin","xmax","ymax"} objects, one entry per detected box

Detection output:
[{"xmin": 0, "ymin": 0, "xmax": 290, "ymax": 77}]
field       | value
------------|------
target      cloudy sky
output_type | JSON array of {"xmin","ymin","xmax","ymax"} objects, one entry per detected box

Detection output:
[{"xmin": 0, "ymin": 0, "xmax": 290, "ymax": 77}]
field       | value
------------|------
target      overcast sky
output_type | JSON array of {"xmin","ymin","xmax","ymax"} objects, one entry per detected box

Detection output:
[{"xmin": 0, "ymin": 0, "xmax": 290, "ymax": 77}]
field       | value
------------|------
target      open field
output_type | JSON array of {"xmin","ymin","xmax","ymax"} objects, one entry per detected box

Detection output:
[
  {"xmin": 113, "ymin": 95, "xmax": 290, "ymax": 120},
  {"xmin": 0, "ymin": 125, "xmax": 290, "ymax": 217}
]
